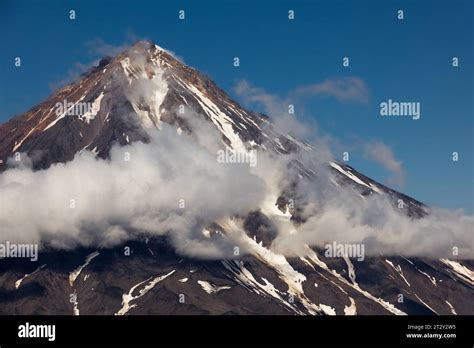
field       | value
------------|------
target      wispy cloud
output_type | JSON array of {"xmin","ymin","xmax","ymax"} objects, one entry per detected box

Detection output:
[
  {"xmin": 363, "ymin": 140, "xmax": 405, "ymax": 188},
  {"xmin": 291, "ymin": 77, "xmax": 370, "ymax": 104},
  {"xmin": 234, "ymin": 80, "xmax": 314, "ymax": 140},
  {"xmin": 234, "ymin": 77, "xmax": 369, "ymax": 139},
  {"xmin": 235, "ymin": 79, "xmax": 405, "ymax": 189},
  {"xmin": 83, "ymin": 37, "xmax": 132, "ymax": 58},
  {"xmin": 235, "ymin": 76, "xmax": 370, "ymax": 111}
]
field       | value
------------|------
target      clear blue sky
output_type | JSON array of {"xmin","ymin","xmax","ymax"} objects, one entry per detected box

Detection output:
[{"xmin": 0, "ymin": 0, "xmax": 472, "ymax": 212}]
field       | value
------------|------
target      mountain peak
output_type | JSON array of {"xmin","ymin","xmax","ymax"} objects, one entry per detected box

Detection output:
[
  {"xmin": 120, "ymin": 40, "xmax": 177, "ymax": 64},
  {"xmin": 130, "ymin": 39, "xmax": 155, "ymax": 50},
  {"xmin": 0, "ymin": 42, "xmax": 426, "ymax": 217},
  {"xmin": 0, "ymin": 40, "xmax": 266, "ymax": 170}
]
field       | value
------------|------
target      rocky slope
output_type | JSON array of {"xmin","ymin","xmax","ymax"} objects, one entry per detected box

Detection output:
[{"xmin": 0, "ymin": 41, "xmax": 471, "ymax": 315}]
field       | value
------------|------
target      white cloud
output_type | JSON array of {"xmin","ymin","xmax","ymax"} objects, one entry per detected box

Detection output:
[
  {"xmin": 292, "ymin": 77, "xmax": 370, "ymax": 104},
  {"xmin": 233, "ymin": 78, "xmax": 472, "ymax": 259},
  {"xmin": 363, "ymin": 140, "xmax": 405, "ymax": 187},
  {"xmin": 270, "ymin": 168, "xmax": 474, "ymax": 259},
  {"xmin": 0, "ymin": 125, "xmax": 266, "ymax": 259},
  {"xmin": 4, "ymin": 48, "xmax": 471, "ymax": 261},
  {"xmin": 234, "ymin": 79, "xmax": 315, "ymax": 139}
]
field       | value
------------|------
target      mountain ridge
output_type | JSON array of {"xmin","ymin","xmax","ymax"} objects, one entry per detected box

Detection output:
[{"xmin": 0, "ymin": 40, "xmax": 472, "ymax": 316}]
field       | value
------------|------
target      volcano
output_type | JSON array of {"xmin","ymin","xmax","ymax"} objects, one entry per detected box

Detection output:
[{"xmin": 0, "ymin": 41, "xmax": 472, "ymax": 315}]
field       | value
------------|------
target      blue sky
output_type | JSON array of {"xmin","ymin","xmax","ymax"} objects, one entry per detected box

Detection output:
[{"xmin": 0, "ymin": 0, "xmax": 472, "ymax": 211}]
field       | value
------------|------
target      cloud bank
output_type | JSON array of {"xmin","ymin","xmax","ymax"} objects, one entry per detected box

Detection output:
[
  {"xmin": 271, "ymin": 170, "xmax": 474, "ymax": 258},
  {"xmin": 2, "ymin": 50, "xmax": 472, "ymax": 260},
  {"xmin": 0, "ymin": 124, "xmax": 266, "ymax": 259}
]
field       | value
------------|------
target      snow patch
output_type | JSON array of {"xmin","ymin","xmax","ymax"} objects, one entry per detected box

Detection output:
[
  {"xmin": 343, "ymin": 255, "xmax": 357, "ymax": 285},
  {"xmin": 330, "ymin": 162, "xmax": 381, "ymax": 193},
  {"xmin": 385, "ymin": 259, "xmax": 410, "ymax": 287},
  {"xmin": 222, "ymin": 260, "xmax": 298, "ymax": 313},
  {"xmin": 71, "ymin": 289, "xmax": 79, "ymax": 315},
  {"xmin": 43, "ymin": 95, "xmax": 86, "ymax": 131},
  {"xmin": 182, "ymin": 81, "xmax": 246, "ymax": 151},
  {"xmin": 197, "ymin": 280, "xmax": 231, "ymax": 294},
  {"xmin": 15, "ymin": 264, "xmax": 46, "ymax": 289},
  {"xmin": 304, "ymin": 248, "xmax": 406, "ymax": 315},
  {"xmin": 416, "ymin": 268, "xmax": 437, "ymax": 287},
  {"xmin": 415, "ymin": 294, "xmax": 438, "ymax": 314},
  {"xmin": 240, "ymin": 232, "xmax": 328, "ymax": 315},
  {"xmin": 79, "ymin": 92, "xmax": 105, "ymax": 123},
  {"xmin": 69, "ymin": 251, "xmax": 99, "ymax": 287},
  {"xmin": 440, "ymin": 259, "xmax": 474, "ymax": 286},
  {"xmin": 445, "ymin": 300, "xmax": 457, "ymax": 315},
  {"xmin": 13, "ymin": 128, "xmax": 37, "ymax": 152},
  {"xmin": 344, "ymin": 297, "xmax": 357, "ymax": 315},
  {"xmin": 116, "ymin": 270, "xmax": 175, "ymax": 315}
]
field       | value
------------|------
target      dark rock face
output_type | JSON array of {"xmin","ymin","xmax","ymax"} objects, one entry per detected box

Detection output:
[
  {"xmin": 243, "ymin": 211, "xmax": 279, "ymax": 248},
  {"xmin": 0, "ymin": 41, "xmax": 471, "ymax": 315},
  {"xmin": 1, "ymin": 238, "xmax": 472, "ymax": 315}
]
